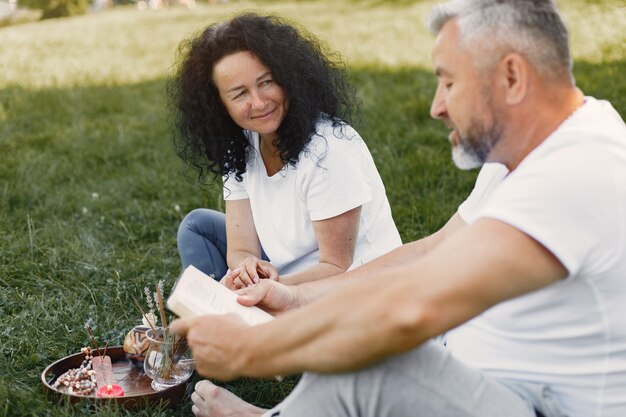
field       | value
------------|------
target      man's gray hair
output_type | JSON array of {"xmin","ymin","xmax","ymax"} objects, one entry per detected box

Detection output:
[{"xmin": 428, "ymin": 0, "xmax": 573, "ymax": 84}]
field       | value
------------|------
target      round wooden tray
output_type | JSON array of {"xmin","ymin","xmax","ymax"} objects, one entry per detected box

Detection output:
[{"xmin": 41, "ymin": 346, "xmax": 191, "ymax": 409}]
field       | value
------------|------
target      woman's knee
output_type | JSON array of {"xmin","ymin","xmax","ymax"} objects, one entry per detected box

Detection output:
[{"xmin": 178, "ymin": 209, "xmax": 225, "ymax": 241}]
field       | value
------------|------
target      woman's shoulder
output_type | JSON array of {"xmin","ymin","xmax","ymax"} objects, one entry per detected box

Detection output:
[
  {"xmin": 313, "ymin": 117, "xmax": 360, "ymax": 139},
  {"xmin": 292, "ymin": 117, "xmax": 372, "ymax": 176},
  {"xmin": 306, "ymin": 117, "xmax": 364, "ymax": 155}
]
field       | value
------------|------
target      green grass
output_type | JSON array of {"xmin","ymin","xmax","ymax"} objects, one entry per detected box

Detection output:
[{"xmin": 0, "ymin": 1, "xmax": 624, "ymax": 416}]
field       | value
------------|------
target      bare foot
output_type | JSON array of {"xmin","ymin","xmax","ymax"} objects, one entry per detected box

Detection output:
[{"xmin": 191, "ymin": 380, "xmax": 268, "ymax": 417}]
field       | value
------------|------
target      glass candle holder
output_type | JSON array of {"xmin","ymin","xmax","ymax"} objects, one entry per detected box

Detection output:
[{"xmin": 143, "ymin": 327, "xmax": 194, "ymax": 391}]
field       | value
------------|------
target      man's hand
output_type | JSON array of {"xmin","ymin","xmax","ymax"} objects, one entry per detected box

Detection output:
[
  {"xmin": 170, "ymin": 314, "xmax": 251, "ymax": 381},
  {"xmin": 236, "ymin": 279, "xmax": 298, "ymax": 315}
]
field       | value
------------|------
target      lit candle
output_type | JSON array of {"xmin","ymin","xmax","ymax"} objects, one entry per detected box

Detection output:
[{"xmin": 96, "ymin": 384, "xmax": 125, "ymax": 397}]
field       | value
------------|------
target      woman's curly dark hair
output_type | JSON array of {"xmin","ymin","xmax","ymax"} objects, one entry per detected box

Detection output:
[{"xmin": 167, "ymin": 12, "xmax": 358, "ymax": 184}]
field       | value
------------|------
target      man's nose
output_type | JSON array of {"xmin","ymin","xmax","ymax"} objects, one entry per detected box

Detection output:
[{"xmin": 430, "ymin": 86, "xmax": 446, "ymax": 120}]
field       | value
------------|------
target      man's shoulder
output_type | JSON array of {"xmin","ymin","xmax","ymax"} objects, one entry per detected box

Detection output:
[{"xmin": 560, "ymin": 97, "xmax": 625, "ymax": 140}]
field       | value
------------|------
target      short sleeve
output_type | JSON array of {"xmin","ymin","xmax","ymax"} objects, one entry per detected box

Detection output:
[
  {"xmin": 479, "ymin": 144, "xmax": 612, "ymax": 276},
  {"xmin": 223, "ymin": 173, "xmax": 249, "ymax": 200},
  {"xmin": 223, "ymin": 131, "xmax": 254, "ymax": 201},
  {"xmin": 299, "ymin": 125, "xmax": 373, "ymax": 221},
  {"xmin": 458, "ymin": 163, "xmax": 509, "ymax": 224}
]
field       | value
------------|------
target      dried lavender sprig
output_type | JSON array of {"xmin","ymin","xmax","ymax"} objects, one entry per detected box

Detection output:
[
  {"xmin": 155, "ymin": 284, "xmax": 168, "ymax": 330},
  {"xmin": 132, "ymin": 296, "xmax": 158, "ymax": 334},
  {"xmin": 144, "ymin": 287, "xmax": 156, "ymax": 316}
]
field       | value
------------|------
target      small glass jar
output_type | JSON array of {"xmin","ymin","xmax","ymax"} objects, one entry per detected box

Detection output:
[{"xmin": 143, "ymin": 327, "xmax": 194, "ymax": 391}]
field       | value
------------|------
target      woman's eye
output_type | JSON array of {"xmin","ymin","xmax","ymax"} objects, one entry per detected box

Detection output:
[{"xmin": 233, "ymin": 91, "xmax": 246, "ymax": 100}]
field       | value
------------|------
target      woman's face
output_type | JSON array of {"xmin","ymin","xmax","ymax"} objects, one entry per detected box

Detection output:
[{"xmin": 213, "ymin": 51, "xmax": 288, "ymax": 140}]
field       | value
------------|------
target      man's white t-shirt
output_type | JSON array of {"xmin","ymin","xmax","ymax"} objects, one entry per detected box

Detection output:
[
  {"xmin": 450, "ymin": 97, "xmax": 626, "ymax": 417},
  {"xmin": 223, "ymin": 119, "xmax": 402, "ymax": 275}
]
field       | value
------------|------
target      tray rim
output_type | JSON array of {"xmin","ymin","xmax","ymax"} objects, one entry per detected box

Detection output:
[{"xmin": 40, "ymin": 345, "xmax": 191, "ymax": 409}]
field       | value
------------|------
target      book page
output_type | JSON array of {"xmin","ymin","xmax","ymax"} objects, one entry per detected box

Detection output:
[{"xmin": 166, "ymin": 265, "xmax": 274, "ymax": 326}]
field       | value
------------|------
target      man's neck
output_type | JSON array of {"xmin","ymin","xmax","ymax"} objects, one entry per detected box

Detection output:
[{"xmin": 492, "ymin": 86, "xmax": 585, "ymax": 171}]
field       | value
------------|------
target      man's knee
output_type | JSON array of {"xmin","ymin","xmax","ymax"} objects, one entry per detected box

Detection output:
[{"xmin": 274, "ymin": 342, "xmax": 535, "ymax": 417}]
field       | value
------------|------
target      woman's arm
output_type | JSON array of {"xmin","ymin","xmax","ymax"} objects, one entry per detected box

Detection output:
[
  {"xmin": 226, "ymin": 199, "xmax": 278, "ymax": 283},
  {"xmin": 278, "ymin": 206, "xmax": 361, "ymax": 285},
  {"xmin": 280, "ymin": 210, "xmax": 466, "ymax": 286}
]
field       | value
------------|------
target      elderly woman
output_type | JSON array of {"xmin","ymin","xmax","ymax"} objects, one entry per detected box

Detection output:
[{"xmin": 169, "ymin": 13, "xmax": 401, "ymax": 289}]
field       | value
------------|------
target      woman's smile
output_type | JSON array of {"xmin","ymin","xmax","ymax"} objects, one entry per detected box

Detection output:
[
  {"xmin": 213, "ymin": 51, "xmax": 288, "ymax": 137},
  {"xmin": 252, "ymin": 108, "xmax": 277, "ymax": 120}
]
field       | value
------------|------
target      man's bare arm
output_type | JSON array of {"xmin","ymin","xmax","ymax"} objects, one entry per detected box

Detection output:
[
  {"xmin": 237, "ymin": 212, "xmax": 469, "ymax": 310},
  {"xmin": 172, "ymin": 218, "xmax": 566, "ymax": 380}
]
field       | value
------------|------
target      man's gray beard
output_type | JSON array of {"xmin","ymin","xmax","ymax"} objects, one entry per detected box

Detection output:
[
  {"xmin": 452, "ymin": 144, "xmax": 484, "ymax": 170},
  {"xmin": 450, "ymin": 80, "xmax": 504, "ymax": 170},
  {"xmin": 451, "ymin": 108, "xmax": 503, "ymax": 171}
]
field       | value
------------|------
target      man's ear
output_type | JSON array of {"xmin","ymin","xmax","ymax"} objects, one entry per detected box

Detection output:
[{"xmin": 498, "ymin": 53, "xmax": 528, "ymax": 105}]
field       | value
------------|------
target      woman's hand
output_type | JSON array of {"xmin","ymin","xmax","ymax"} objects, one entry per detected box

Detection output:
[{"xmin": 224, "ymin": 257, "xmax": 279, "ymax": 289}]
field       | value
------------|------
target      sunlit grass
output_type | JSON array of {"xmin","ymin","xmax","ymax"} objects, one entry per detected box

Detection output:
[
  {"xmin": 0, "ymin": 1, "xmax": 624, "ymax": 416},
  {"xmin": 2, "ymin": 0, "xmax": 623, "ymax": 88}
]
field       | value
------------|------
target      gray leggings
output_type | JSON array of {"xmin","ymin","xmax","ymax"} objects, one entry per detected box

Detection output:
[{"xmin": 265, "ymin": 340, "xmax": 567, "ymax": 417}]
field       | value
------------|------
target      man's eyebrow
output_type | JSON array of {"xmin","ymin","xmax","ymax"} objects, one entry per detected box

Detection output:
[{"xmin": 435, "ymin": 67, "xmax": 451, "ymax": 77}]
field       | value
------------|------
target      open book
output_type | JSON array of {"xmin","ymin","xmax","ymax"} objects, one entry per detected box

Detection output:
[{"xmin": 166, "ymin": 265, "xmax": 274, "ymax": 326}]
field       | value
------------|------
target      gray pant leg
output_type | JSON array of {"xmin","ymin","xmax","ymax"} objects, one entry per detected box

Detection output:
[
  {"xmin": 265, "ymin": 340, "xmax": 536, "ymax": 417},
  {"xmin": 499, "ymin": 380, "xmax": 568, "ymax": 417}
]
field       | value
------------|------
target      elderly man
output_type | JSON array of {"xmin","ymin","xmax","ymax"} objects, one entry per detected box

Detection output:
[{"xmin": 172, "ymin": 1, "xmax": 626, "ymax": 416}]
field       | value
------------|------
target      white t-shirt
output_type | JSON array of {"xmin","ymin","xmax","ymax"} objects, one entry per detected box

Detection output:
[
  {"xmin": 223, "ymin": 119, "xmax": 402, "ymax": 275},
  {"xmin": 458, "ymin": 162, "xmax": 509, "ymax": 223},
  {"xmin": 447, "ymin": 97, "xmax": 626, "ymax": 417}
]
